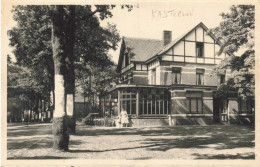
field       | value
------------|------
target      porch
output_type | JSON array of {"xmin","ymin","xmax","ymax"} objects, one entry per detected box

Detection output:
[{"xmin": 100, "ymin": 85, "xmax": 170, "ymax": 119}]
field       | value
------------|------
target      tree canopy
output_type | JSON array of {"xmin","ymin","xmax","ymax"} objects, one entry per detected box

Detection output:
[
  {"xmin": 210, "ymin": 5, "xmax": 255, "ymax": 97},
  {"xmin": 8, "ymin": 5, "xmax": 124, "ymax": 98}
]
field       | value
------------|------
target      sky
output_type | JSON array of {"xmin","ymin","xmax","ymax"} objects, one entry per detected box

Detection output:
[
  {"xmin": 3, "ymin": 2, "xmax": 234, "ymax": 64},
  {"xmin": 100, "ymin": 2, "xmax": 232, "ymax": 63}
]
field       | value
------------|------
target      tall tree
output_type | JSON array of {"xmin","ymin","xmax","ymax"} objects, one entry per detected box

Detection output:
[
  {"xmin": 210, "ymin": 5, "xmax": 255, "ymax": 98},
  {"xmin": 63, "ymin": 6, "xmax": 76, "ymax": 133},
  {"xmin": 9, "ymin": 5, "xmax": 133, "ymax": 151},
  {"xmin": 50, "ymin": 5, "xmax": 72, "ymax": 150}
]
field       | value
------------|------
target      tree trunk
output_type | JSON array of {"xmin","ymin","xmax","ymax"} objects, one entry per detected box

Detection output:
[
  {"xmin": 38, "ymin": 97, "xmax": 42, "ymax": 122},
  {"xmin": 65, "ymin": 6, "xmax": 76, "ymax": 133},
  {"xmin": 51, "ymin": 5, "xmax": 69, "ymax": 151},
  {"xmin": 43, "ymin": 99, "xmax": 46, "ymax": 122},
  {"xmin": 34, "ymin": 96, "xmax": 38, "ymax": 122},
  {"xmin": 51, "ymin": 90, "xmax": 54, "ymax": 120},
  {"xmin": 84, "ymin": 95, "xmax": 86, "ymax": 117},
  {"xmin": 29, "ymin": 101, "xmax": 32, "ymax": 122},
  {"xmin": 89, "ymin": 75, "xmax": 92, "ymax": 111}
]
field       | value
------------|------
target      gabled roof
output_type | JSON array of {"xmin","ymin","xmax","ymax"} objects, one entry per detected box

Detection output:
[
  {"xmin": 117, "ymin": 22, "xmax": 225, "ymax": 70},
  {"xmin": 117, "ymin": 37, "xmax": 164, "ymax": 71},
  {"xmin": 124, "ymin": 37, "xmax": 164, "ymax": 62},
  {"xmin": 146, "ymin": 22, "xmax": 218, "ymax": 63}
]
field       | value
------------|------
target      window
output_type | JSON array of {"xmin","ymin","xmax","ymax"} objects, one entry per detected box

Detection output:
[
  {"xmin": 136, "ymin": 64, "xmax": 142, "ymax": 70},
  {"xmin": 196, "ymin": 69, "xmax": 205, "ymax": 85},
  {"xmin": 172, "ymin": 67, "xmax": 182, "ymax": 84},
  {"xmin": 239, "ymin": 98, "xmax": 255, "ymax": 114},
  {"xmin": 196, "ymin": 42, "xmax": 204, "ymax": 57},
  {"xmin": 142, "ymin": 65, "xmax": 147, "ymax": 71},
  {"xmin": 139, "ymin": 89, "xmax": 169, "ymax": 115},
  {"xmin": 219, "ymin": 74, "xmax": 225, "ymax": 85},
  {"xmin": 187, "ymin": 91, "xmax": 203, "ymax": 114},
  {"xmin": 120, "ymin": 91, "xmax": 136, "ymax": 115},
  {"xmin": 151, "ymin": 69, "xmax": 156, "ymax": 85}
]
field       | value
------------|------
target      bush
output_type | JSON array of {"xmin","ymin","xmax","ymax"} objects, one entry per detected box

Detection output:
[
  {"xmin": 93, "ymin": 118, "xmax": 115, "ymax": 127},
  {"xmin": 82, "ymin": 113, "xmax": 99, "ymax": 125}
]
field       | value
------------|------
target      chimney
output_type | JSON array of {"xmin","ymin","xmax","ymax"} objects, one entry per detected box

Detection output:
[{"xmin": 163, "ymin": 30, "xmax": 172, "ymax": 46}]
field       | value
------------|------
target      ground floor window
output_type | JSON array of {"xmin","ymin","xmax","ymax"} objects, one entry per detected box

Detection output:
[
  {"xmin": 120, "ymin": 90, "xmax": 136, "ymax": 115},
  {"xmin": 139, "ymin": 89, "xmax": 169, "ymax": 115},
  {"xmin": 239, "ymin": 98, "xmax": 254, "ymax": 114},
  {"xmin": 186, "ymin": 91, "xmax": 203, "ymax": 114},
  {"xmin": 102, "ymin": 88, "xmax": 170, "ymax": 117},
  {"xmin": 187, "ymin": 98, "xmax": 203, "ymax": 114}
]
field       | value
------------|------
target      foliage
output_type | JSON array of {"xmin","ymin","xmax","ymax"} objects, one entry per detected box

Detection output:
[
  {"xmin": 8, "ymin": 6, "xmax": 54, "ymax": 96},
  {"xmin": 210, "ymin": 5, "xmax": 255, "ymax": 97},
  {"xmin": 75, "ymin": 62, "xmax": 119, "ymax": 101},
  {"xmin": 7, "ymin": 54, "xmax": 45, "ymax": 122},
  {"xmin": 8, "ymin": 5, "xmax": 132, "ymax": 126},
  {"xmin": 8, "ymin": 5, "xmax": 124, "ymax": 94}
]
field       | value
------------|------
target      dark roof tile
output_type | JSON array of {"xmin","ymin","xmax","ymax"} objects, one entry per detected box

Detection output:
[{"xmin": 124, "ymin": 37, "xmax": 164, "ymax": 62}]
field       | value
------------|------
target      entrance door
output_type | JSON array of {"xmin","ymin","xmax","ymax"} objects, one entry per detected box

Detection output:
[
  {"xmin": 220, "ymin": 100, "xmax": 228, "ymax": 123},
  {"xmin": 213, "ymin": 97, "xmax": 229, "ymax": 123},
  {"xmin": 213, "ymin": 97, "xmax": 220, "ymax": 123}
]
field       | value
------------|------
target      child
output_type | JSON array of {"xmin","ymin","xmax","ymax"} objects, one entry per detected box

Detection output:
[{"xmin": 120, "ymin": 110, "xmax": 129, "ymax": 127}]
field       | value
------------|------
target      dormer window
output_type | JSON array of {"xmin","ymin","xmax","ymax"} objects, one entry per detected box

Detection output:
[{"xmin": 196, "ymin": 42, "xmax": 204, "ymax": 57}]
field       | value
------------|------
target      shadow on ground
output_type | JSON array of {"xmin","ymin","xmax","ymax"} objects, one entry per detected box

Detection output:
[
  {"xmin": 8, "ymin": 156, "xmax": 68, "ymax": 159},
  {"xmin": 7, "ymin": 123, "xmax": 255, "ymax": 159},
  {"xmin": 193, "ymin": 152, "xmax": 255, "ymax": 159}
]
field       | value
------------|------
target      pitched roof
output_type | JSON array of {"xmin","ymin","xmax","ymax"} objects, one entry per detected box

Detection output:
[
  {"xmin": 123, "ymin": 37, "xmax": 164, "ymax": 62},
  {"xmin": 118, "ymin": 22, "xmax": 223, "ymax": 67}
]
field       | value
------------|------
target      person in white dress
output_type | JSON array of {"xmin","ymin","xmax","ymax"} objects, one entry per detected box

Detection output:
[{"xmin": 120, "ymin": 110, "xmax": 129, "ymax": 127}]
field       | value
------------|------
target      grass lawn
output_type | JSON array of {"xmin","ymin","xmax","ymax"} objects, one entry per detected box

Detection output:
[{"xmin": 7, "ymin": 123, "xmax": 255, "ymax": 160}]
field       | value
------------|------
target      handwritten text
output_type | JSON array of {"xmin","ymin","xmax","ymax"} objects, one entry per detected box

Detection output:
[{"xmin": 152, "ymin": 9, "xmax": 193, "ymax": 18}]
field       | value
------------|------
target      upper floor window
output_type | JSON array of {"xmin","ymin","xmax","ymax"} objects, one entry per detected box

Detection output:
[
  {"xmin": 135, "ymin": 64, "xmax": 147, "ymax": 71},
  {"xmin": 151, "ymin": 69, "xmax": 156, "ymax": 85},
  {"xmin": 196, "ymin": 42, "xmax": 204, "ymax": 57},
  {"xmin": 172, "ymin": 67, "xmax": 182, "ymax": 84},
  {"xmin": 196, "ymin": 68, "xmax": 205, "ymax": 85}
]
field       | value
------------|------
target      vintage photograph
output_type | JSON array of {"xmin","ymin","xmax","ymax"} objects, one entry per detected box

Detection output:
[{"xmin": 2, "ymin": 1, "xmax": 257, "ymax": 165}]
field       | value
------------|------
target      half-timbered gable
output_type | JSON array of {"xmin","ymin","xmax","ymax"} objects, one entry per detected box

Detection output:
[{"xmin": 145, "ymin": 22, "xmax": 230, "ymax": 87}]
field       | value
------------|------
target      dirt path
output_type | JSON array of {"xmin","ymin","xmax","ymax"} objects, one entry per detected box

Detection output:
[{"xmin": 7, "ymin": 123, "xmax": 255, "ymax": 159}]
